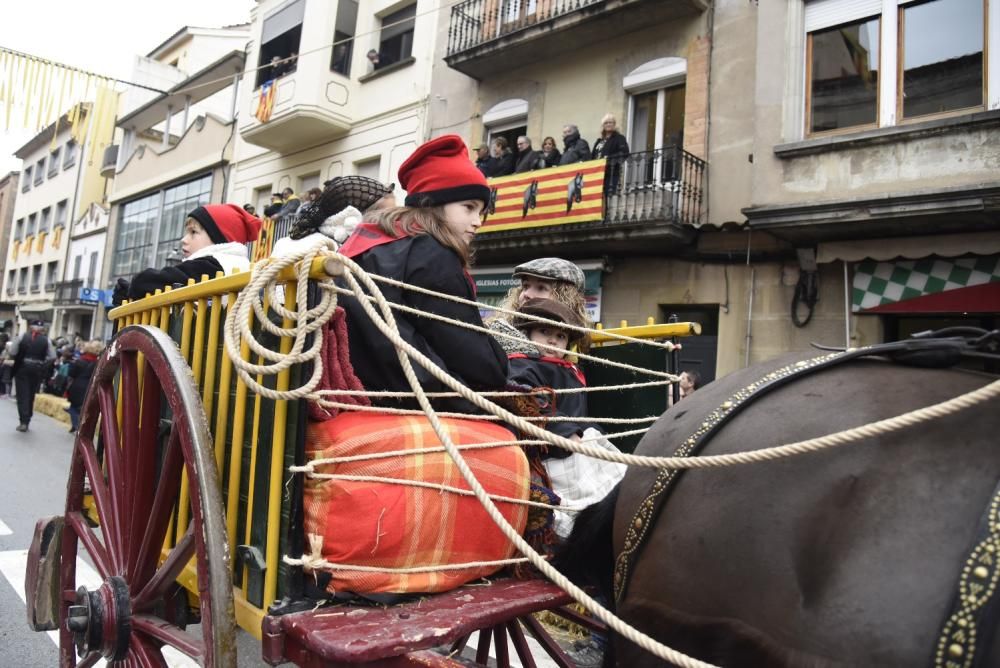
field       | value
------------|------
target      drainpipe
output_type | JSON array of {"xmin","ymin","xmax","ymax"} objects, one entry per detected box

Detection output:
[{"xmin": 744, "ymin": 228, "xmax": 754, "ymax": 367}]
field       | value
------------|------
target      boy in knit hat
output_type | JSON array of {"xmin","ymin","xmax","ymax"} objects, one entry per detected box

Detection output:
[{"xmin": 127, "ymin": 204, "xmax": 261, "ymax": 300}]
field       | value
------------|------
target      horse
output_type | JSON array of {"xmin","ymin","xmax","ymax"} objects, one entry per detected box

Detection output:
[{"xmin": 558, "ymin": 334, "xmax": 1000, "ymax": 667}]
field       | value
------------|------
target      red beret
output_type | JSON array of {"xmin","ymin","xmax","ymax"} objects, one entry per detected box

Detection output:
[
  {"xmin": 399, "ymin": 134, "xmax": 490, "ymax": 208},
  {"xmin": 189, "ymin": 204, "xmax": 262, "ymax": 245}
]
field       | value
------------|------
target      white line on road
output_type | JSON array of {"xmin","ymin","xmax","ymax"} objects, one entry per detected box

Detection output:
[
  {"xmin": 0, "ymin": 549, "xmax": 196, "ymax": 666},
  {"xmin": 0, "ymin": 518, "xmax": 12, "ymax": 536}
]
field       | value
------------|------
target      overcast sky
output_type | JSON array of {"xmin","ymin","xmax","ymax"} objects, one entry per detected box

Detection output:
[{"xmin": 0, "ymin": 0, "xmax": 253, "ymax": 173}]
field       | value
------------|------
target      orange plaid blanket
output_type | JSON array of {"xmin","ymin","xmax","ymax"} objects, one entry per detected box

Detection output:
[{"xmin": 303, "ymin": 412, "xmax": 530, "ymax": 594}]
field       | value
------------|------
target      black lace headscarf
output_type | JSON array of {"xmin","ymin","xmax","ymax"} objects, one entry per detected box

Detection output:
[{"xmin": 288, "ymin": 176, "xmax": 394, "ymax": 240}]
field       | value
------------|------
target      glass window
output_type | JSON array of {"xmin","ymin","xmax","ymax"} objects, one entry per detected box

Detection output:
[
  {"xmin": 73, "ymin": 255, "xmax": 83, "ymax": 281},
  {"xmin": 63, "ymin": 140, "xmax": 77, "ymax": 168},
  {"xmin": 331, "ymin": 0, "xmax": 359, "ymax": 76},
  {"xmin": 257, "ymin": 0, "xmax": 304, "ymax": 87},
  {"xmin": 7, "ymin": 270, "xmax": 15, "ymax": 294},
  {"xmin": 88, "ymin": 252, "xmax": 98, "ymax": 286},
  {"xmin": 55, "ymin": 200, "xmax": 68, "ymax": 228},
  {"xmin": 808, "ymin": 16, "xmax": 880, "ymax": 134},
  {"xmin": 27, "ymin": 213, "xmax": 37, "ymax": 236},
  {"xmin": 31, "ymin": 265, "xmax": 41, "ymax": 292},
  {"xmin": 900, "ymin": 0, "xmax": 983, "ymax": 119},
  {"xmin": 19, "ymin": 268, "xmax": 28, "ymax": 293},
  {"xmin": 22, "ymin": 167, "xmax": 31, "ymax": 191},
  {"xmin": 34, "ymin": 158, "xmax": 45, "ymax": 184},
  {"xmin": 48, "ymin": 147, "xmax": 61, "ymax": 176},
  {"xmin": 40, "ymin": 207, "xmax": 52, "ymax": 233},
  {"xmin": 45, "ymin": 261, "xmax": 58, "ymax": 290},
  {"xmin": 15, "ymin": 218, "xmax": 23, "ymax": 241},
  {"xmin": 375, "ymin": 4, "xmax": 416, "ymax": 69}
]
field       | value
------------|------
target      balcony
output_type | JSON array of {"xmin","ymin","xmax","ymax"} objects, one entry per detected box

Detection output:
[
  {"xmin": 445, "ymin": 0, "xmax": 708, "ymax": 79},
  {"xmin": 100, "ymin": 145, "xmax": 119, "ymax": 178},
  {"xmin": 54, "ymin": 279, "xmax": 84, "ymax": 306},
  {"xmin": 472, "ymin": 146, "xmax": 705, "ymax": 263}
]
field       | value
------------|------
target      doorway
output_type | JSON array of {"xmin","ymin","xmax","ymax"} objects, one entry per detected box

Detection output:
[{"xmin": 659, "ymin": 303, "xmax": 718, "ymax": 385}]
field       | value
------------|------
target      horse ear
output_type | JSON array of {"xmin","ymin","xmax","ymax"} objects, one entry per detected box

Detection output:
[{"xmin": 552, "ymin": 484, "xmax": 620, "ymax": 604}]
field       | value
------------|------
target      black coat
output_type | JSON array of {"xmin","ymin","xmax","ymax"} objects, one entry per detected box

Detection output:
[
  {"xmin": 338, "ymin": 234, "xmax": 508, "ymax": 414},
  {"xmin": 507, "ymin": 354, "xmax": 597, "ymax": 447},
  {"xmin": 559, "ymin": 132, "xmax": 591, "ymax": 165},
  {"xmin": 67, "ymin": 355, "xmax": 97, "ymax": 407},
  {"xmin": 487, "ymin": 151, "xmax": 515, "ymax": 177},
  {"xmin": 128, "ymin": 256, "xmax": 224, "ymax": 300},
  {"xmin": 540, "ymin": 149, "xmax": 561, "ymax": 168},
  {"xmin": 514, "ymin": 149, "xmax": 543, "ymax": 173},
  {"xmin": 591, "ymin": 131, "xmax": 629, "ymax": 161}
]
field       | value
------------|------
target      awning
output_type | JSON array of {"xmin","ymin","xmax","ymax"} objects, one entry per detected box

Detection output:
[
  {"xmin": 818, "ymin": 232, "xmax": 1000, "ymax": 263},
  {"xmin": 852, "ymin": 255, "xmax": 1000, "ymax": 313}
]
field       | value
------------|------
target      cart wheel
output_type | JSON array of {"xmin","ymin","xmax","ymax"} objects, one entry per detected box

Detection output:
[{"xmin": 59, "ymin": 326, "xmax": 236, "ymax": 667}]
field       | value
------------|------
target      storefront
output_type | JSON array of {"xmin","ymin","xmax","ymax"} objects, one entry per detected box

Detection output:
[{"xmin": 470, "ymin": 260, "xmax": 607, "ymax": 322}]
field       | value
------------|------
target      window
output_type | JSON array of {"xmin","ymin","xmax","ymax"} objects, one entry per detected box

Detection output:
[
  {"xmin": 73, "ymin": 255, "xmax": 83, "ymax": 281},
  {"xmin": 27, "ymin": 213, "xmax": 37, "ymax": 236},
  {"xmin": 55, "ymin": 200, "xmax": 68, "ymax": 228},
  {"xmin": 88, "ymin": 252, "xmax": 98, "ymax": 286},
  {"xmin": 6, "ymin": 270, "xmax": 15, "ymax": 295},
  {"xmin": 501, "ymin": 0, "xmax": 538, "ymax": 29},
  {"xmin": 331, "ymin": 0, "xmax": 359, "ymax": 76},
  {"xmin": 48, "ymin": 147, "xmax": 61, "ymax": 177},
  {"xmin": 804, "ymin": 0, "xmax": 987, "ymax": 135},
  {"xmin": 18, "ymin": 268, "xmax": 28, "ymax": 294},
  {"xmin": 31, "ymin": 265, "xmax": 41, "ymax": 292},
  {"xmin": 34, "ymin": 158, "xmax": 45, "ymax": 185},
  {"xmin": 354, "ymin": 157, "xmax": 381, "ymax": 180},
  {"xmin": 22, "ymin": 167, "xmax": 31, "ymax": 192},
  {"xmin": 112, "ymin": 174, "xmax": 213, "ymax": 281},
  {"xmin": 482, "ymin": 99, "xmax": 528, "ymax": 151},
  {"xmin": 14, "ymin": 218, "xmax": 23, "ymax": 241},
  {"xmin": 45, "ymin": 261, "xmax": 58, "ymax": 291},
  {"xmin": 40, "ymin": 207, "xmax": 52, "ymax": 234},
  {"xmin": 63, "ymin": 140, "xmax": 77, "ymax": 168},
  {"xmin": 299, "ymin": 173, "xmax": 320, "ymax": 193},
  {"xmin": 256, "ymin": 0, "xmax": 304, "ymax": 87},
  {"xmin": 374, "ymin": 4, "xmax": 416, "ymax": 69},
  {"xmin": 253, "ymin": 186, "xmax": 274, "ymax": 215}
]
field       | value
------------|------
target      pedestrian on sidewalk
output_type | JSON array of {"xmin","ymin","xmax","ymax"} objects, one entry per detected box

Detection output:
[
  {"xmin": 66, "ymin": 340, "xmax": 101, "ymax": 434},
  {"xmin": 10, "ymin": 320, "xmax": 56, "ymax": 432}
]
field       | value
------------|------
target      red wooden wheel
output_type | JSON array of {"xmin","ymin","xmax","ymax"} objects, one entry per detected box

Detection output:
[{"xmin": 59, "ymin": 326, "xmax": 236, "ymax": 667}]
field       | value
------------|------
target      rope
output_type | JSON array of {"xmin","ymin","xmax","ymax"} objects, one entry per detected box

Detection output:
[{"xmin": 306, "ymin": 378, "xmax": 674, "ymax": 398}]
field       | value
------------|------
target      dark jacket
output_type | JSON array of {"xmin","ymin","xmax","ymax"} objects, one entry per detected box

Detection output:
[
  {"xmin": 514, "ymin": 149, "xmax": 544, "ymax": 174},
  {"xmin": 128, "ymin": 256, "xmax": 224, "ymax": 300},
  {"xmin": 475, "ymin": 156, "xmax": 491, "ymax": 176},
  {"xmin": 338, "ymin": 233, "xmax": 508, "ymax": 414},
  {"xmin": 507, "ymin": 354, "xmax": 597, "ymax": 449},
  {"xmin": 263, "ymin": 200, "xmax": 284, "ymax": 217},
  {"xmin": 559, "ymin": 131, "xmax": 591, "ymax": 165},
  {"xmin": 486, "ymin": 150, "xmax": 515, "ymax": 177},
  {"xmin": 540, "ymin": 149, "xmax": 561, "ymax": 168},
  {"xmin": 591, "ymin": 131, "xmax": 629, "ymax": 161},
  {"xmin": 66, "ymin": 353, "xmax": 98, "ymax": 407}
]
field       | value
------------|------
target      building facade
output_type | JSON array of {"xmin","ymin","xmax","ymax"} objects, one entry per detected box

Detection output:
[
  {"xmin": 2, "ymin": 104, "xmax": 114, "ymax": 334},
  {"xmin": 0, "ymin": 172, "xmax": 19, "ymax": 325},
  {"xmin": 53, "ymin": 203, "xmax": 108, "ymax": 339},
  {"xmin": 98, "ymin": 25, "xmax": 250, "ymax": 338},
  {"xmin": 228, "ymin": 0, "xmax": 439, "ymax": 216}
]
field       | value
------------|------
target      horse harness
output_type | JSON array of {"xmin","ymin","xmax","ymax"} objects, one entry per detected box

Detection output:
[{"xmin": 612, "ymin": 330, "xmax": 1000, "ymax": 667}]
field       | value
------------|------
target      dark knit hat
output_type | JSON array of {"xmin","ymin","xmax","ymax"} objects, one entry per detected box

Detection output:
[
  {"xmin": 399, "ymin": 134, "xmax": 491, "ymax": 208},
  {"xmin": 290, "ymin": 176, "xmax": 394, "ymax": 240},
  {"xmin": 188, "ymin": 204, "xmax": 262, "ymax": 245},
  {"xmin": 513, "ymin": 298, "xmax": 586, "ymax": 342}
]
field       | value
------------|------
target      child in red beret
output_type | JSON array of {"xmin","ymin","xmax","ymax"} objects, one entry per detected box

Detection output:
[
  {"xmin": 337, "ymin": 134, "xmax": 508, "ymax": 414},
  {"xmin": 126, "ymin": 204, "xmax": 262, "ymax": 300}
]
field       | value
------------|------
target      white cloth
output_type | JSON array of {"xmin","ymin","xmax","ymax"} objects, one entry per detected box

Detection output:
[
  {"xmin": 187, "ymin": 242, "xmax": 251, "ymax": 275},
  {"xmin": 545, "ymin": 427, "xmax": 627, "ymax": 539}
]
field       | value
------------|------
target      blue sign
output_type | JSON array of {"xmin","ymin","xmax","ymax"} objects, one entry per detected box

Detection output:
[{"xmin": 79, "ymin": 287, "xmax": 103, "ymax": 305}]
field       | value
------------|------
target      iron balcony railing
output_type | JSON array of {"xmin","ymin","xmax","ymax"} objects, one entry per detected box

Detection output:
[
  {"xmin": 54, "ymin": 279, "xmax": 84, "ymax": 305},
  {"xmin": 604, "ymin": 145, "xmax": 705, "ymax": 226},
  {"xmin": 448, "ymin": 0, "xmax": 603, "ymax": 55}
]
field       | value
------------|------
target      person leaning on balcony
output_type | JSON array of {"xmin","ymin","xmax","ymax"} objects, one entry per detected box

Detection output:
[
  {"xmin": 276, "ymin": 187, "xmax": 302, "ymax": 218},
  {"xmin": 540, "ymin": 136, "xmax": 561, "ymax": 168},
  {"xmin": 514, "ymin": 136, "xmax": 544, "ymax": 173},
  {"xmin": 486, "ymin": 136, "xmax": 515, "ymax": 177},
  {"xmin": 591, "ymin": 113, "xmax": 630, "ymax": 194},
  {"xmin": 474, "ymin": 143, "xmax": 491, "ymax": 176},
  {"xmin": 123, "ymin": 204, "xmax": 262, "ymax": 301},
  {"xmin": 558, "ymin": 124, "xmax": 591, "ymax": 165},
  {"xmin": 263, "ymin": 192, "xmax": 284, "ymax": 218}
]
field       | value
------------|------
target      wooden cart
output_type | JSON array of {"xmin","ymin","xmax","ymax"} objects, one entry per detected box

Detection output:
[{"xmin": 23, "ymin": 259, "xmax": 699, "ymax": 667}]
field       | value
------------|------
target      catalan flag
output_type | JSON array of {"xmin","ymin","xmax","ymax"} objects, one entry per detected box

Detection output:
[{"xmin": 255, "ymin": 80, "xmax": 277, "ymax": 123}]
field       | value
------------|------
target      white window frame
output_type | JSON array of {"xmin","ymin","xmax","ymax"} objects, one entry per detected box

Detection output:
[
  {"xmin": 801, "ymin": 0, "xmax": 997, "ymax": 138},
  {"xmin": 623, "ymin": 58, "xmax": 687, "ymax": 188}
]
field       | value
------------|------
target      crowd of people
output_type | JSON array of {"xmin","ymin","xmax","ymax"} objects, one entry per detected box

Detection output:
[{"xmin": 474, "ymin": 115, "xmax": 630, "ymax": 178}]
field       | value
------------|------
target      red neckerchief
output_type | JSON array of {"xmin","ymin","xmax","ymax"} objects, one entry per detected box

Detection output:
[
  {"xmin": 508, "ymin": 353, "xmax": 587, "ymax": 386},
  {"xmin": 339, "ymin": 222, "xmax": 478, "ymax": 297},
  {"xmin": 80, "ymin": 353, "xmax": 98, "ymax": 362}
]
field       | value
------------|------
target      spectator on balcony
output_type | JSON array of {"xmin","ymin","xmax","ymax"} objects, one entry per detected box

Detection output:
[
  {"xmin": 298, "ymin": 187, "xmax": 322, "ymax": 213},
  {"xmin": 558, "ymin": 125, "xmax": 591, "ymax": 165},
  {"xmin": 474, "ymin": 143, "xmax": 491, "ymax": 176},
  {"xmin": 514, "ymin": 136, "xmax": 544, "ymax": 173},
  {"xmin": 591, "ymin": 114, "xmax": 630, "ymax": 194},
  {"xmin": 263, "ymin": 193, "xmax": 284, "ymax": 218},
  {"xmin": 484, "ymin": 136, "xmax": 515, "ymax": 177},
  {"xmin": 276, "ymin": 187, "xmax": 302, "ymax": 218},
  {"xmin": 367, "ymin": 48, "xmax": 396, "ymax": 71},
  {"xmin": 540, "ymin": 136, "xmax": 561, "ymax": 168},
  {"xmin": 243, "ymin": 203, "xmax": 256, "ymax": 216}
]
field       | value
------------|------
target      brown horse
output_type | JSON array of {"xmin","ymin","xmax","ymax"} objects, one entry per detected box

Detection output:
[{"xmin": 560, "ymin": 347, "xmax": 1000, "ymax": 667}]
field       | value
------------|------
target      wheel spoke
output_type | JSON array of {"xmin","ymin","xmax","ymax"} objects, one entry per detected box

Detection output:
[
  {"xmin": 131, "ymin": 614, "xmax": 204, "ymax": 661},
  {"xmin": 493, "ymin": 625, "xmax": 510, "ymax": 668},
  {"xmin": 77, "ymin": 435, "xmax": 122, "ymax": 573},
  {"xmin": 130, "ymin": 634, "xmax": 168, "ymax": 668},
  {"xmin": 507, "ymin": 621, "xmax": 537, "ymax": 668},
  {"xmin": 475, "ymin": 628, "xmax": 492, "ymax": 665},
  {"xmin": 75, "ymin": 651, "xmax": 101, "ymax": 668},
  {"xmin": 126, "ymin": 361, "xmax": 163, "ymax": 580},
  {"xmin": 65, "ymin": 511, "xmax": 112, "ymax": 581},
  {"xmin": 134, "ymin": 526, "xmax": 193, "ymax": 611},
  {"xmin": 132, "ymin": 428, "xmax": 183, "ymax": 590},
  {"xmin": 97, "ymin": 383, "xmax": 126, "ymax": 571},
  {"xmin": 520, "ymin": 615, "xmax": 574, "ymax": 667}
]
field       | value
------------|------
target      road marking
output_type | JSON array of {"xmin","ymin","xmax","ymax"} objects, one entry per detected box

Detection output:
[
  {"xmin": 0, "ymin": 549, "xmax": 196, "ymax": 666},
  {"xmin": 0, "ymin": 518, "xmax": 11, "ymax": 536}
]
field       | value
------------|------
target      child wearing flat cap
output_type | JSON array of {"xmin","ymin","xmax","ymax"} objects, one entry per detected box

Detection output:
[
  {"xmin": 127, "ymin": 204, "xmax": 261, "ymax": 300},
  {"xmin": 336, "ymin": 134, "xmax": 508, "ymax": 414}
]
